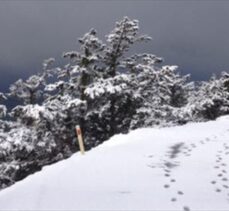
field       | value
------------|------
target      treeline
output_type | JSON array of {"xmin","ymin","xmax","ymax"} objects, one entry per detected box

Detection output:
[{"xmin": 0, "ymin": 17, "xmax": 229, "ymax": 190}]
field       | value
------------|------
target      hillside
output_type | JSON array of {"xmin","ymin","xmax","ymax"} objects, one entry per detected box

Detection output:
[{"xmin": 0, "ymin": 116, "xmax": 229, "ymax": 210}]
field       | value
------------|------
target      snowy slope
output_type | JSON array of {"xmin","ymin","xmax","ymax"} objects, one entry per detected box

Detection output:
[{"xmin": 1, "ymin": 117, "xmax": 229, "ymax": 211}]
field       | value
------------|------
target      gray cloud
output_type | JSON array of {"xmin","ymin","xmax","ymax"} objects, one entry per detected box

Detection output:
[{"xmin": 0, "ymin": 1, "xmax": 229, "ymax": 91}]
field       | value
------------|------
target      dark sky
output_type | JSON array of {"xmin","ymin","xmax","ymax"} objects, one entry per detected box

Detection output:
[{"xmin": 1, "ymin": 0, "xmax": 229, "ymax": 92}]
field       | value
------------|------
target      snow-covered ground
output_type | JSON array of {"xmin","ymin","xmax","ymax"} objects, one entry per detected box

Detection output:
[{"xmin": 1, "ymin": 116, "xmax": 229, "ymax": 211}]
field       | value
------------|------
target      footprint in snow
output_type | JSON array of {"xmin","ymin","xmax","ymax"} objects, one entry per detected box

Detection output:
[
  {"xmin": 215, "ymin": 188, "xmax": 222, "ymax": 193},
  {"xmin": 164, "ymin": 184, "xmax": 170, "ymax": 189},
  {"xmin": 177, "ymin": 190, "xmax": 184, "ymax": 195},
  {"xmin": 218, "ymin": 173, "xmax": 223, "ymax": 177},
  {"xmin": 211, "ymin": 180, "xmax": 217, "ymax": 185},
  {"xmin": 164, "ymin": 169, "xmax": 171, "ymax": 173},
  {"xmin": 171, "ymin": 197, "xmax": 177, "ymax": 202},
  {"xmin": 205, "ymin": 137, "xmax": 210, "ymax": 142},
  {"xmin": 223, "ymin": 144, "xmax": 229, "ymax": 149},
  {"xmin": 211, "ymin": 150, "xmax": 227, "ymax": 194},
  {"xmin": 222, "ymin": 177, "xmax": 228, "ymax": 182},
  {"xmin": 223, "ymin": 184, "xmax": 229, "ymax": 189},
  {"xmin": 190, "ymin": 144, "xmax": 196, "ymax": 148},
  {"xmin": 167, "ymin": 143, "xmax": 184, "ymax": 159},
  {"xmin": 200, "ymin": 140, "xmax": 205, "ymax": 145},
  {"xmin": 183, "ymin": 206, "xmax": 191, "ymax": 211},
  {"xmin": 164, "ymin": 161, "xmax": 180, "ymax": 169},
  {"xmin": 170, "ymin": 179, "xmax": 176, "ymax": 183}
]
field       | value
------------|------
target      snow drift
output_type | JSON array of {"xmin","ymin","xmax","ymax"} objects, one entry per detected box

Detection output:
[{"xmin": 0, "ymin": 116, "xmax": 229, "ymax": 210}]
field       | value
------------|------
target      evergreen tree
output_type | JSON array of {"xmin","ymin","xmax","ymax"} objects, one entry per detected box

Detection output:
[
  {"xmin": 8, "ymin": 74, "xmax": 44, "ymax": 105},
  {"xmin": 60, "ymin": 28, "xmax": 105, "ymax": 100},
  {"xmin": 104, "ymin": 17, "xmax": 151, "ymax": 78},
  {"xmin": 190, "ymin": 73, "xmax": 229, "ymax": 120}
]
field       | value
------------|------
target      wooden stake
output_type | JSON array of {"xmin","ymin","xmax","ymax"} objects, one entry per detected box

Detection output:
[{"xmin": 75, "ymin": 125, "xmax": 85, "ymax": 155}]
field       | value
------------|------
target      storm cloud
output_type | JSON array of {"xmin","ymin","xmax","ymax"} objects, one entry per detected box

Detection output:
[{"xmin": 0, "ymin": 1, "xmax": 229, "ymax": 91}]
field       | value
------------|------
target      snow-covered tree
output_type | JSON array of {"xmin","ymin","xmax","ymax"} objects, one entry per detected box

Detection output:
[
  {"xmin": 87, "ymin": 17, "xmax": 152, "ymax": 136},
  {"xmin": 190, "ymin": 73, "xmax": 229, "ymax": 120},
  {"xmin": 42, "ymin": 95, "xmax": 86, "ymax": 151},
  {"xmin": 105, "ymin": 53, "xmax": 193, "ymax": 128},
  {"xmin": 8, "ymin": 74, "xmax": 44, "ymax": 105},
  {"xmin": 83, "ymin": 73, "xmax": 139, "ymax": 147},
  {"xmin": 0, "ymin": 124, "xmax": 57, "ymax": 189},
  {"xmin": 104, "ymin": 17, "xmax": 151, "ymax": 78},
  {"xmin": 60, "ymin": 28, "xmax": 105, "ymax": 100},
  {"xmin": 83, "ymin": 55, "xmax": 193, "ymax": 145}
]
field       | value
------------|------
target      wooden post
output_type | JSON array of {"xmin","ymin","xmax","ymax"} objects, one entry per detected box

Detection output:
[{"xmin": 75, "ymin": 125, "xmax": 85, "ymax": 155}]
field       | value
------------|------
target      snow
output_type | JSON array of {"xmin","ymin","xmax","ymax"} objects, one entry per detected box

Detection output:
[
  {"xmin": 0, "ymin": 126, "xmax": 35, "ymax": 153},
  {"xmin": 66, "ymin": 98, "xmax": 86, "ymax": 108},
  {"xmin": 162, "ymin": 65, "xmax": 178, "ymax": 72},
  {"xmin": 45, "ymin": 81, "xmax": 65, "ymax": 92},
  {"xmin": 1, "ymin": 116, "xmax": 229, "ymax": 210},
  {"xmin": 85, "ymin": 74, "xmax": 130, "ymax": 99},
  {"xmin": 71, "ymin": 65, "xmax": 80, "ymax": 74}
]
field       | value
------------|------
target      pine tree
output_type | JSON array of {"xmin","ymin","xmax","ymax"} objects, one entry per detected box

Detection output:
[
  {"xmin": 128, "ymin": 58, "xmax": 193, "ymax": 128},
  {"xmin": 191, "ymin": 73, "xmax": 229, "ymax": 120},
  {"xmin": 8, "ymin": 74, "xmax": 44, "ymax": 105},
  {"xmin": 60, "ymin": 28, "xmax": 105, "ymax": 100},
  {"xmin": 84, "ymin": 73, "xmax": 137, "ymax": 147},
  {"xmin": 104, "ymin": 17, "xmax": 151, "ymax": 78}
]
